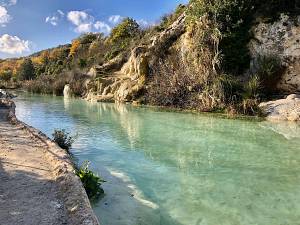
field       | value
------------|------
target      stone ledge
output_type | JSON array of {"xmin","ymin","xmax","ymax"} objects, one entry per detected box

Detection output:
[{"xmin": 0, "ymin": 98, "xmax": 100, "ymax": 225}]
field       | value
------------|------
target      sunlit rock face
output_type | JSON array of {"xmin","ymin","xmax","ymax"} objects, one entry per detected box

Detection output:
[
  {"xmin": 85, "ymin": 14, "xmax": 186, "ymax": 103},
  {"xmin": 249, "ymin": 14, "xmax": 300, "ymax": 93}
]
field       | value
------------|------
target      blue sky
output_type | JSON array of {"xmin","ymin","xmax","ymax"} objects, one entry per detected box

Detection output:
[{"xmin": 0, "ymin": 0, "xmax": 188, "ymax": 59}]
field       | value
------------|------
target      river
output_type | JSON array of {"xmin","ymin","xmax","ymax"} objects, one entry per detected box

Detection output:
[{"xmin": 14, "ymin": 92, "xmax": 300, "ymax": 225}]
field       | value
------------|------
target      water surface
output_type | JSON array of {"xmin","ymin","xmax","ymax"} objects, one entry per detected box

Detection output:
[{"xmin": 15, "ymin": 93, "xmax": 300, "ymax": 225}]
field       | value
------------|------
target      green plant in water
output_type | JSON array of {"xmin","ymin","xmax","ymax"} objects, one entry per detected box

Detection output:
[
  {"xmin": 76, "ymin": 161, "xmax": 105, "ymax": 199},
  {"xmin": 52, "ymin": 129, "xmax": 74, "ymax": 151}
]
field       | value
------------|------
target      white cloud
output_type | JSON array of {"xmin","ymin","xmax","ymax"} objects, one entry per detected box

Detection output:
[
  {"xmin": 108, "ymin": 15, "xmax": 124, "ymax": 24},
  {"xmin": 57, "ymin": 10, "xmax": 64, "ymax": 16},
  {"xmin": 45, "ymin": 10, "xmax": 64, "ymax": 26},
  {"xmin": 0, "ymin": 34, "xmax": 30, "ymax": 54},
  {"xmin": 67, "ymin": 11, "xmax": 92, "ymax": 26},
  {"xmin": 46, "ymin": 16, "xmax": 58, "ymax": 26},
  {"xmin": 67, "ymin": 10, "xmax": 111, "ymax": 34},
  {"xmin": 0, "ymin": 0, "xmax": 17, "ymax": 6},
  {"xmin": 67, "ymin": 10, "xmax": 95, "ymax": 33},
  {"xmin": 75, "ymin": 23, "xmax": 92, "ymax": 33},
  {"xmin": 137, "ymin": 19, "xmax": 149, "ymax": 27},
  {"xmin": 0, "ymin": 6, "xmax": 11, "ymax": 27},
  {"xmin": 94, "ymin": 21, "xmax": 111, "ymax": 34}
]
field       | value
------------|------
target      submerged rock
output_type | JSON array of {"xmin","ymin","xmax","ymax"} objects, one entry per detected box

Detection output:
[
  {"xmin": 259, "ymin": 94, "xmax": 300, "ymax": 121},
  {"xmin": 260, "ymin": 120, "xmax": 300, "ymax": 140}
]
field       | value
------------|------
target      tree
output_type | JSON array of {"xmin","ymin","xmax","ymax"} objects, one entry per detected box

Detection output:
[
  {"xmin": 109, "ymin": 18, "xmax": 140, "ymax": 45},
  {"xmin": 69, "ymin": 39, "xmax": 81, "ymax": 57},
  {"xmin": 79, "ymin": 33, "xmax": 99, "ymax": 45},
  {"xmin": 17, "ymin": 59, "xmax": 36, "ymax": 80}
]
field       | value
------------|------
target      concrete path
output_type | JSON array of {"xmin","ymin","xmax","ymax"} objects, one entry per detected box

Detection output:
[{"xmin": 0, "ymin": 110, "xmax": 68, "ymax": 225}]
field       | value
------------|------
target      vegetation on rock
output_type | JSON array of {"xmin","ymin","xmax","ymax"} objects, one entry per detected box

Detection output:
[
  {"xmin": 76, "ymin": 161, "xmax": 105, "ymax": 199},
  {"xmin": 52, "ymin": 129, "xmax": 105, "ymax": 199}
]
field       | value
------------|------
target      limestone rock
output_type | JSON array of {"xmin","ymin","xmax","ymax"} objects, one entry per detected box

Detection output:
[
  {"xmin": 0, "ymin": 89, "xmax": 16, "ymax": 99},
  {"xmin": 150, "ymin": 13, "xmax": 186, "ymax": 51},
  {"xmin": 249, "ymin": 14, "xmax": 300, "ymax": 93},
  {"xmin": 63, "ymin": 85, "xmax": 73, "ymax": 98},
  {"xmin": 259, "ymin": 94, "xmax": 300, "ymax": 121},
  {"xmin": 121, "ymin": 46, "xmax": 148, "ymax": 80},
  {"xmin": 85, "ymin": 13, "xmax": 187, "ymax": 103},
  {"xmin": 87, "ymin": 54, "xmax": 127, "ymax": 79}
]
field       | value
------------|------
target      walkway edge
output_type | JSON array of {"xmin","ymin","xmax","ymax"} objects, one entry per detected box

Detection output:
[{"xmin": 2, "ymin": 99, "xmax": 100, "ymax": 225}]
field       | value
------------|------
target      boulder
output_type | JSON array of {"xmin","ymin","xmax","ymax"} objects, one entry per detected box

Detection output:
[{"xmin": 259, "ymin": 94, "xmax": 300, "ymax": 121}]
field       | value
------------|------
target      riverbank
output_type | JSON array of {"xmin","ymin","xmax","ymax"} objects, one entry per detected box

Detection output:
[{"xmin": 0, "ymin": 99, "xmax": 99, "ymax": 225}]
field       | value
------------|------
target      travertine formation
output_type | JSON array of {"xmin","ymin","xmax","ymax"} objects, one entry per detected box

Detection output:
[{"xmin": 85, "ymin": 14, "xmax": 186, "ymax": 103}]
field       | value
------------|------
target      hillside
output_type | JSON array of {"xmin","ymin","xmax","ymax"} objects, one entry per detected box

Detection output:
[{"xmin": 1, "ymin": 0, "xmax": 300, "ymax": 115}]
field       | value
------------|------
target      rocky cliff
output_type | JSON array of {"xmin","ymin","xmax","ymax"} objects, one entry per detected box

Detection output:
[
  {"xmin": 86, "ymin": 11, "xmax": 300, "ymax": 108},
  {"xmin": 85, "ymin": 13, "xmax": 187, "ymax": 103},
  {"xmin": 249, "ymin": 14, "xmax": 300, "ymax": 93}
]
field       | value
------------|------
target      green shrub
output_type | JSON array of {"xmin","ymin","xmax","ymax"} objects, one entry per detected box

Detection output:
[
  {"xmin": 76, "ymin": 161, "xmax": 105, "ymax": 199},
  {"xmin": 109, "ymin": 18, "xmax": 140, "ymax": 45},
  {"xmin": 106, "ymin": 17, "xmax": 140, "ymax": 59},
  {"xmin": 244, "ymin": 75, "xmax": 261, "ymax": 99},
  {"xmin": 79, "ymin": 33, "xmax": 99, "ymax": 45},
  {"xmin": 52, "ymin": 129, "xmax": 74, "ymax": 151}
]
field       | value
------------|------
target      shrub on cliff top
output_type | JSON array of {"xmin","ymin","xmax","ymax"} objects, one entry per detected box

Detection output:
[
  {"xmin": 109, "ymin": 18, "xmax": 140, "ymax": 45},
  {"xmin": 106, "ymin": 18, "xmax": 140, "ymax": 59}
]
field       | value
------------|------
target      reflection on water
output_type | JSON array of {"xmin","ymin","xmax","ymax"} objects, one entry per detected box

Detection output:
[{"xmin": 15, "ymin": 93, "xmax": 300, "ymax": 225}]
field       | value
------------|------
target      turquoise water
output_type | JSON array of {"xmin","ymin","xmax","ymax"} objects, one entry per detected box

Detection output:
[{"xmin": 15, "ymin": 93, "xmax": 300, "ymax": 225}]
